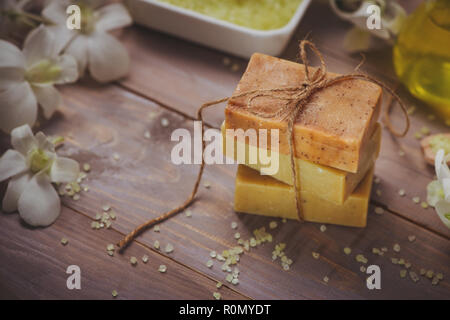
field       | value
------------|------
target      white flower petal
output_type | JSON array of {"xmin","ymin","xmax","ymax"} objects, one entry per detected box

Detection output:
[
  {"xmin": 434, "ymin": 200, "xmax": 450, "ymax": 229},
  {"xmin": 23, "ymin": 25, "xmax": 58, "ymax": 67},
  {"xmin": 50, "ymin": 157, "xmax": 79, "ymax": 183},
  {"xmin": 95, "ymin": 3, "xmax": 132, "ymax": 32},
  {"xmin": 0, "ymin": 40, "xmax": 25, "ymax": 69},
  {"xmin": 427, "ymin": 180, "xmax": 444, "ymax": 207},
  {"xmin": 435, "ymin": 149, "xmax": 450, "ymax": 181},
  {"xmin": 2, "ymin": 172, "xmax": 32, "ymax": 212},
  {"xmin": 32, "ymin": 85, "xmax": 61, "ymax": 119},
  {"xmin": 66, "ymin": 35, "xmax": 89, "ymax": 78},
  {"xmin": 54, "ymin": 54, "xmax": 79, "ymax": 84},
  {"xmin": 44, "ymin": 25, "xmax": 78, "ymax": 55},
  {"xmin": 0, "ymin": 149, "xmax": 28, "ymax": 182},
  {"xmin": 442, "ymin": 178, "xmax": 450, "ymax": 202},
  {"xmin": 11, "ymin": 124, "xmax": 37, "ymax": 156},
  {"xmin": 35, "ymin": 132, "xmax": 55, "ymax": 153},
  {"xmin": 88, "ymin": 32, "xmax": 129, "ymax": 82},
  {"xmin": 0, "ymin": 81, "xmax": 37, "ymax": 133},
  {"xmin": 42, "ymin": 0, "xmax": 68, "ymax": 25},
  {"xmin": 18, "ymin": 174, "xmax": 60, "ymax": 227}
]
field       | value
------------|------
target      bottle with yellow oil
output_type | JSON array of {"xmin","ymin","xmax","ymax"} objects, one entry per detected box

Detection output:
[{"xmin": 393, "ymin": 0, "xmax": 450, "ymax": 125}]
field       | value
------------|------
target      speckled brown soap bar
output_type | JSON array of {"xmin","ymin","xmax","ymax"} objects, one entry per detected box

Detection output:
[{"xmin": 225, "ymin": 53, "xmax": 382, "ymax": 173}]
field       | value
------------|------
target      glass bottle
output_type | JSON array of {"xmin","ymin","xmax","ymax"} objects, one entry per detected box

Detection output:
[{"xmin": 393, "ymin": 0, "xmax": 450, "ymax": 125}]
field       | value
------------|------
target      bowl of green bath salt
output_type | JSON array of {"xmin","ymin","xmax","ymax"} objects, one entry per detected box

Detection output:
[{"xmin": 125, "ymin": 0, "xmax": 312, "ymax": 58}]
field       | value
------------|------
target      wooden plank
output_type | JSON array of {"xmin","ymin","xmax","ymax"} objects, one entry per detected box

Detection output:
[
  {"xmin": 0, "ymin": 205, "xmax": 247, "ymax": 299},
  {"xmin": 37, "ymin": 83, "xmax": 449, "ymax": 299}
]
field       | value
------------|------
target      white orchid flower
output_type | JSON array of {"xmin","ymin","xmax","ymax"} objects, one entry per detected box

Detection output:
[
  {"xmin": 427, "ymin": 149, "xmax": 450, "ymax": 229},
  {"xmin": 0, "ymin": 124, "xmax": 80, "ymax": 227},
  {"xmin": 0, "ymin": 25, "xmax": 78, "ymax": 133},
  {"xmin": 43, "ymin": 0, "xmax": 132, "ymax": 83}
]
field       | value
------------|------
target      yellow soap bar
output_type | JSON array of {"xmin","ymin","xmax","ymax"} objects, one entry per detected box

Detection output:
[
  {"xmin": 226, "ymin": 53, "xmax": 382, "ymax": 173},
  {"xmin": 234, "ymin": 165, "xmax": 374, "ymax": 227},
  {"xmin": 223, "ymin": 123, "xmax": 381, "ymax": 204}
]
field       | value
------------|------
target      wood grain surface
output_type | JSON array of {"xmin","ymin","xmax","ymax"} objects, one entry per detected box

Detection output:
[{"xmin": 0, "ymin": 0, "xmax": 448, "ymax": 299}]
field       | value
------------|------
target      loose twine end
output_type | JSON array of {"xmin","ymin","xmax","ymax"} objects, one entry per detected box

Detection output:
[{"xmin": 117, "ymin": 40, "xmax": 410, "ymax": 250}]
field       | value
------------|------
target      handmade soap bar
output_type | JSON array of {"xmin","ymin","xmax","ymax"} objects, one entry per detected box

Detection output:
[
  {"xmin": 234, "ymin": 165, "xmax": 374, "ymax": 227},
  {"xmin": 222, "ymin": 123, "xmax": 381, "ymax": 204},
  {"xmin": 225, "ymin": 53, "xmax": 382, "ymax": 173}
]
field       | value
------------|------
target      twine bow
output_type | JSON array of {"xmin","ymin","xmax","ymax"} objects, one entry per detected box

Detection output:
[{"xmin": 118, "ymin": 40, "xmax": 410, "ymax": 249}]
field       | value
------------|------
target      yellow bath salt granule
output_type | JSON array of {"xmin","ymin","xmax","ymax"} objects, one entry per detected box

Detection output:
[
  {"xmin": 157, "ymin": 0, "xmax": 303, "ymax": 30},
  {"xmin": 429, "ymin": 134, "xmax": 450, "ymax": 154}
]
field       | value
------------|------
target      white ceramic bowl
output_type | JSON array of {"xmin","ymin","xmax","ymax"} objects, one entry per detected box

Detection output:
[{"xmin": 125, "ymin": 0, "xmax": 312, "ymax": 58}]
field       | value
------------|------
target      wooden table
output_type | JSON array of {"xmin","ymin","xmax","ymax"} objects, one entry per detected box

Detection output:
[{"xmin": 1, "ymin": 0, "xmax": 449, "ymax": 300}]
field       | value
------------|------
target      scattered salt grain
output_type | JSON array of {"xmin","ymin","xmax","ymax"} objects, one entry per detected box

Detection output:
[
  {"xmin": 164, "ymin": 243, "xmax": 174, "ymax": 253},
  {"xmin": 158, "ymin": 265, "xmax": 167, "ymax": 273},
  {"xmin": 161, "ymin": 118, "xmax": 169, "ymax": 127}
]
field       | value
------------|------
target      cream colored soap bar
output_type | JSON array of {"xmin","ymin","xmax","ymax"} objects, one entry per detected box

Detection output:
[
  {"xmin": 234, "ymin": 165, "xmax": 374, "ymax": 227},
  {"xmin": 225, "ymin": 53, "xmax": 382, "ymax": 173},
  {"xmin": 223, "ymin": 123, "xmax": 381, "ymax": 204}
]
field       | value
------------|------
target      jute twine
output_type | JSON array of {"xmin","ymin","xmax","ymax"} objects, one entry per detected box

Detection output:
[{"xmin": 117, "ymin": 40, "xmax": 410, "ymax": 249}]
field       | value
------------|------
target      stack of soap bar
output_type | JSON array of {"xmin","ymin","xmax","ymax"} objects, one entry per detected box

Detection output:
[
  {"xmin": 222, "ymin": 122, "xmax": 381, "ymax": 204},
  {"xmin": 223, "ymin": 53, "xmax": 383, "ymax": 226},
  {"xmin": 225, "ymin": 53, "xmax": 382, "ymax": 173},
  {"xmin": 234, "ymin": 165, "xmax": 374, "ymax": 227}
]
